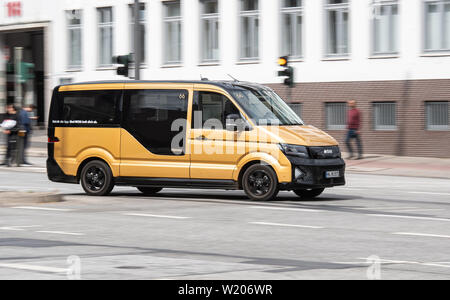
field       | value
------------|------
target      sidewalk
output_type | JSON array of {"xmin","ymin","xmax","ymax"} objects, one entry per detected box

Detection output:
[
  {"xmin": 1, "ymin": 129, "xmax": 449, "ymax": 179},
  {"xmin": 344, "ymin": 153, "xmax": 450, "ymax": 179}
]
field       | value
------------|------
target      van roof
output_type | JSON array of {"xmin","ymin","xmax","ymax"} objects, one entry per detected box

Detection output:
[{"xmin": 59, "ymin": 80, "xmax": 269, "ymax": 91}]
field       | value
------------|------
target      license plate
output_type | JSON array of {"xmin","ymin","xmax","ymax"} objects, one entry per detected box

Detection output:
[{"xmin": 325, "ymin": 171, "xmax": 340, "ymax": 179}]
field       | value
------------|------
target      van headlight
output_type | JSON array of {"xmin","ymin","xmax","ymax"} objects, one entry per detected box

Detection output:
[{"xmin": 279, "ymin": 144, "xmax": 309, "ymax": 158}]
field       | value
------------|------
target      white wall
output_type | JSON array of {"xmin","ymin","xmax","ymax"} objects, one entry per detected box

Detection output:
[{"xmin": 1, "ymin": 0, "xmax": 450, "ymax": 90}]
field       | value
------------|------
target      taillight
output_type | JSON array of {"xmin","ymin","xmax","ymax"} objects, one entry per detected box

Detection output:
[{"xmin": 48, "ymin": 137, "xmax": 60, "ymax": 143}]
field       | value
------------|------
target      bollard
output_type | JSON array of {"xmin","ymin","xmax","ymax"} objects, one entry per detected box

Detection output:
[{"xmin": 15, "ymin": 130, "xmax": 26, "ymax": 167}]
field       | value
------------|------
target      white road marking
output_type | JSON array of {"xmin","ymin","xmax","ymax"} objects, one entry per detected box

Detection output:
[
  {"xmin": 36, "ymin": 231, "xmax": 84, "ymax": 236},
  {"xmin": 0, "ymin": 263, "xmax": 67, "ymax": 273},
  {"xmin": 0, "ymin": 225, "xmax": 41, "ymax": 231},
  {"xmin": 249, "ymin": 222, "xmax": 323, "ymax": 229},
  {"xmin": 356, "ymin": 258, "xmax": 450, "ymax": 269},
  {"xmin": 367, "ymin": 214, "xmax": 450, "ymax": 222},
  {"xmin": 408, "ymin": 192, "xmax": 450, "ymax": 196},
  {"xmin": 334, "ymin": 188, "xmax": 368, "ymax": 191},
  {"xmin": 124, "ymin": 213, "xmax": 191, "ymax": 220},
  {"xmin": 393, "ymin": 232, "xmax": 450, "ymax": 239},
  {"xmin": 352, "ymin": 207, "xmax": 418, "ymax": 210},
  {"xmin": 12, "ymin": 206, "xmax": 73, "ymax": 212},
  {"xmin": 387, "ymin": 209, "xmax": 445, "ymax": 213},
  {"xmin": 250, "ymin": 206, "xmax": 319, "ymax": 213}
]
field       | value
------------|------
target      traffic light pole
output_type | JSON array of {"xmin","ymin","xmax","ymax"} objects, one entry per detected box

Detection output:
[{"xmin": 134, "ymin": 0, "xmax": 141, "ymax": 80}]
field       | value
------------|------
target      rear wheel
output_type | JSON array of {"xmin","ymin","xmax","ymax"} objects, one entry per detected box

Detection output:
[
  {"xmin": 242, "ymin": 164, "xmax": 279, "ymax": 201},
  {"xmin": 80, "ymin": 160, "xmax": 114, "ymax": 196},
  {"xmin": 293, "ymin": 188, "xmax": 325, "ymax": 199},
  {"xmin": 137, "ymin": 187, "xmax": 163, "ymax": 195}
]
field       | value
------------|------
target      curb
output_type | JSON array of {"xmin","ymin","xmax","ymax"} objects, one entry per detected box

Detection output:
[{"xmin": 0, "ymin": 192, "xmax": 63, "ymax": 207}]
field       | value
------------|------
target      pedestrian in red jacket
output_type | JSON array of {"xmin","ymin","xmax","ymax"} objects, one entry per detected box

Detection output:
[{"xmin": 346, "ymin": 100, "xmax": 363, "ymax": 160}]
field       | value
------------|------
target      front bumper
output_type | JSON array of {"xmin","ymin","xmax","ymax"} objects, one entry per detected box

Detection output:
[{"xmin": 280, "ymin": 156, "xmax": 346, "ymax": 190}]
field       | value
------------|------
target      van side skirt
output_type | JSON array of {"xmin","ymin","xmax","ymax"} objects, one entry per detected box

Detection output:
[{"xmin": 115, "ymin": 177, "xmax": 240, "ymax": 190}]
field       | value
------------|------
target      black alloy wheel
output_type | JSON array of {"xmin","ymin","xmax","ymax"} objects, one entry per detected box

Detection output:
[
  {"xmin": 242, "ymin": 164, "xmax": 279, "ymax": 201},
  {"xmin": 80, "ymin": 160, "xmax": 114, "ymax": 196}
]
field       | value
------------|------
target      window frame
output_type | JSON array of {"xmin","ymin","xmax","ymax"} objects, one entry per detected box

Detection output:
[
  {"xmin": 163, "ymin": 0, "xmax": 183, "ymax": 66},
  {"xmin": 66, "ymin": 10, "xmax": 83, "ymax": 70},
  {"xmin": 325, "ymin": 102, "xmax": 348, "ymax": 130},
  {"xmin": 280, "ymin": 0, "xmax": 304, "ymax": 59},
  {"xmin": 373, "ymin": 102, "xmax": 397, "ymax": 131},
  {"xmin": 97, "ymin": 7, "xmax": 114, "ymax": 68},
  {"xmin": 324, "ymin": 0, "xmax": 351, "ymax": 58},
  {"xmin": 371, "ymin": 0, "xmax": 399, "ymax": 56},
  {"xmin": 425, "ymin": 101, "xmax": 450, "ymax": 131},
  {"xmin": 200, "ymin": 0, "xmax": 220, "ymax": 63},
  {"xmin": 423, "ymin": 0, "xmax": 450, "ymax": 53},
  {"xmin": 239, "ymin": 0, "xmax": 260, "ymax": 61}
]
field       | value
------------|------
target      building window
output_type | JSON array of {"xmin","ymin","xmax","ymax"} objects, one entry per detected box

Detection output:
[
  {"xmin": 424, "ymin": 0, "xmax": 450, "ymax": 52},
  {"xmin": 164, "ymin": 1, "xmax": 182, "ymax": 65},
  {"xmin": 281, "ymin": 0, "xmax": 303, "ymax": 58},
  {"xmin": 325, "ymin": 0, "xmax": 349, "ymax": 56},
  {"xmin": 289, "ymin": 103, "xmax": 302, "ymax": 118},
  {"xmin": 373, "ymin": 102, "xmax": 397, "ymax": 130},
  {"xmin": 97, "ymin": 7, "xmax": 114, "ymax": 67},
  {"xmin": 326, "ymin": 102, "xmax": 347, "ymax": 130},
  {"xmin": 426, "ymin": 102, "xmax": 449, "ymax": 130},
  {"xmin": 200, "ymin": 0, "xmax": 219, "ymax": 62},
  {"xmin": 67, "ymin": 10, "xmax": 82, "ymax": 69},
  {"xmin": 129, "ymin": 3, "xmax": 146, "ymax": 63},
  {"xmin": 240, "ymin": 0, "xmax": 259, "ymax": 60},
  {"xmin": 372, "ymin": 0, "xmax": 398, "ymax": 55}
]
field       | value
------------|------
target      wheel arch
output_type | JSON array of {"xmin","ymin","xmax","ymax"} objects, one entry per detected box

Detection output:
[{"xmin": 235, "ymin": 152, "xmax": 292, "ymax": 188}]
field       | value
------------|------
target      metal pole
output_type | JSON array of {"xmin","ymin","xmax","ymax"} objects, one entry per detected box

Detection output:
[
  {"xmin": 14, "ymin": 47, "xmax": 23, "ymax": 106},
  {"xmin": 134, "ymin": 0, "xmax": 141, "ymax": 80}
]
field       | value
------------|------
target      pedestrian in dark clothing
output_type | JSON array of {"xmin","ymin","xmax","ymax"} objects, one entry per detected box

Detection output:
[
  {"xmin": 1, "ymin": 105, "xmax": 20, "ymax": 167},
  {"xmin": 345, "ymin": 100, "xmax": 363, "ymax": 160},
  {"xmin": 19, "ymin": 105, "xmax": 33, "ymax": 166}
]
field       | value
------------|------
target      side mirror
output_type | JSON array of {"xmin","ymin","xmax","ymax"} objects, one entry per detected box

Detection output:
[{"xmin": 226, "ymin": 114, "xmax": 251, "ymax": 132}]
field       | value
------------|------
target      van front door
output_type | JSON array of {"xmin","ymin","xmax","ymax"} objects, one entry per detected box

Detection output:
[
  {"xmin": 120, "ymin": 87, "xmax": 191, "ymax": 179},
  {"xmin": 190, "ymin": 90, "xmax": 247, "ymax": 180}
]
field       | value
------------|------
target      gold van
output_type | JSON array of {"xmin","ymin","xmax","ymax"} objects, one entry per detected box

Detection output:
[{"xmin": 47, "ymin": 81, "xmax": 345, "ymax": 201}]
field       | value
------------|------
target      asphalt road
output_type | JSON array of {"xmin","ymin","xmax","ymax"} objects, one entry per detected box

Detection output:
[{"xmin": 0, "ymin": 159, "xmax": 449, "ymax": 280}]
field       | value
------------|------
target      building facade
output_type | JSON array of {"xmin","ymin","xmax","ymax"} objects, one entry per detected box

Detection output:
[{"xmin": 0, "ymin": 0, "xmax": 449, "ymax": 157}]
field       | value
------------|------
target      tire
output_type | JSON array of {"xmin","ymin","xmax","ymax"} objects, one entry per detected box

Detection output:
[
  {"xmin": 137, "ymin": 187, "xmax": 163, "ymax": 195},
  {"xmin": 293, "ymin": 188, "xmax": 325, "ymax": 199},
  {"xmin": 242, "ymin": 164, "xmax": 279, "ymax": 201},
  {"xmin": 80, "ymin": 160, "xmax": 114, "ymax": 196}
]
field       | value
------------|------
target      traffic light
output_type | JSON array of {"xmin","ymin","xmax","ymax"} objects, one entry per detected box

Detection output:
[
  {"xmin": 113, "ymin": 54, "xmax": 133, "ymax": 78},
  {"xmin": 277, "ymin": 56, "xmax": 295, "ymax": 88}
]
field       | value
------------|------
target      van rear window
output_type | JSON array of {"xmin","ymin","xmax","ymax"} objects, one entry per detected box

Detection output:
[{"xmin": 51, "ymin": 90, "xmax": 121, "ymax": 126}]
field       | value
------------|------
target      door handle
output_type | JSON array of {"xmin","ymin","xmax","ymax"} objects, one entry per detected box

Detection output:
[{"xmin": 195, "ymin": 135, "xmax": 209, "ymax": 141}]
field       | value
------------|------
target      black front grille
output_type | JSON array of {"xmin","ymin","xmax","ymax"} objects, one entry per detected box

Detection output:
[
  {"xmin": 295, "ymin": 165, "xmax": 345, "ymax": 186},
  {"xmin": 309, "ymin": 146, "xmax": 341, "ymax": 159}
]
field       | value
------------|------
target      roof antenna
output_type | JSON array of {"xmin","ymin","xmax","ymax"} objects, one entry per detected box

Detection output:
[
  {"xmin": 200, "ymin": 74, "xmax": 209, "ymax": 81},
  {"xmin": 227, "ymin": 74, "xmax": 239, "ymax": 82}
]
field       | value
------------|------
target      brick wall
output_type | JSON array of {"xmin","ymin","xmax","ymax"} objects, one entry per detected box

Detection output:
[{"xmin": 267, "ymin": 79, "xmax": 450, "ymax": 158}]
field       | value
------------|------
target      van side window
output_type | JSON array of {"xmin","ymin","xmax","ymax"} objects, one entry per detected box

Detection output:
[
  {"xmin": 57, "ymin": 90, "xmax": 120, "ymax": 126},
  {"xmin": 123, "ymin": 89, "xmax": 188, "ymax": 156},
  {"xmin": 192, "ymin": 92, "xmax": 240, "ymax": 129}
]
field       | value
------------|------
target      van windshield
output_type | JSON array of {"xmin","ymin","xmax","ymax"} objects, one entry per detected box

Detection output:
[{"xmin": 230, "ymin": 86, "xmax": 304, "ymax": 126}]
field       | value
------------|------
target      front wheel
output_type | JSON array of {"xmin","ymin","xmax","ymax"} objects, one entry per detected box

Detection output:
[
  {"xmin": 242, "ymin": 164, "xmax": 279, "ymax": 201},
  {"xmin": 137, "ymin": 187, "xmax": 163, "ymax": 195},
  {"xmin": 80, "ymin": 160, "xmax": 114, "ymax": 196},
  {"xmin": 293, "ymin": 188, "xmax": 325, "ymax": 199}
]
